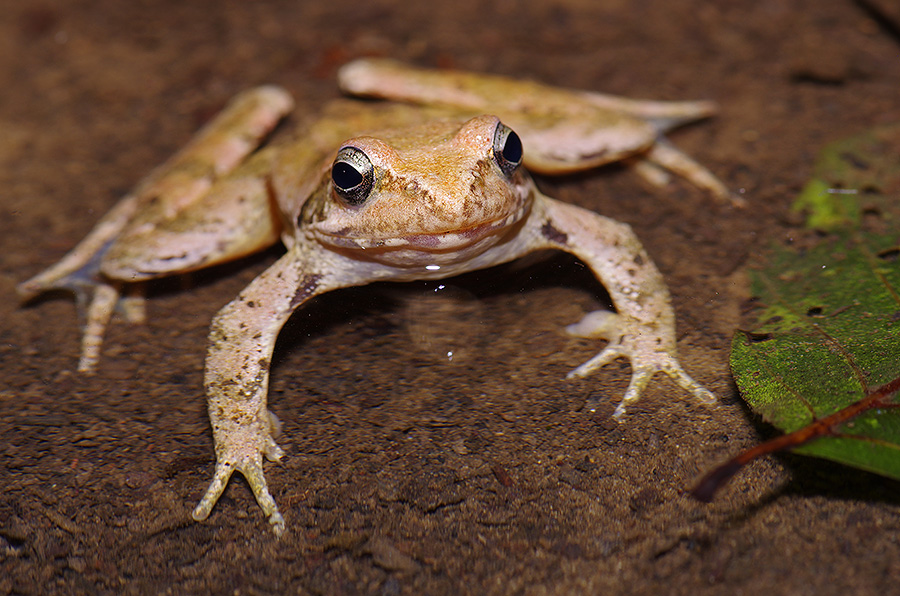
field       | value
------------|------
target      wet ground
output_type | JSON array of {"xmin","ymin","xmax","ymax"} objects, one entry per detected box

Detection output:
[{"xmin": 4, "ymin": 0, "xmax": 900, "ymax": 593}]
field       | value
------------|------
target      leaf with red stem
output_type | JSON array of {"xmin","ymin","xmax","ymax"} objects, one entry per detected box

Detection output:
[{"xmin": 696, "ymin": 123, "xmax": 900, "ymax": 500}]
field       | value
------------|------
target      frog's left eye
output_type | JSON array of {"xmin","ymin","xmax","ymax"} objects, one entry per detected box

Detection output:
[
  {"xmin": 492, "ymin": 123, "xmax": 523, "ymax": 177},
  {"xmin": 332, "ymin": 147, "xmax": 374, "ymax": 206}
]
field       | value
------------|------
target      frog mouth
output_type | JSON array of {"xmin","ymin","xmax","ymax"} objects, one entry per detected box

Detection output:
[
  {"xmin": 315, "ymin": 202, "xmax": 528, "ymax": 252},
  {"xmin": 387, "ymin": 209, "xmax": 524, "ymax": 250}
]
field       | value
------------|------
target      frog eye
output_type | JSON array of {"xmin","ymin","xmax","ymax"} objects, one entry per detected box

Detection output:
[
  {"xmin": 332, "ymin": 146, "xmax": 374, "ymax": 206},
  {"xmin": 492, "ymin": 123, "xmax": 523, "ymax": 177}
]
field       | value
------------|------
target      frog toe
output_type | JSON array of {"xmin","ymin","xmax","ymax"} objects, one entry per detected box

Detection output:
[
  {"xmin": 564, "ymin": 309, "xmax": 629, "ymax": 379},
  {"xmin": 565, "ymin": 343, "xmax": 625, "ymax": 379},
  {"xmin": 612, "ymin": 364, "xmax": 657, "ymax": 420},
  {"xmin": 192, "ymin": 437, "xmax": 286, "ymax": 536},
  {"xmin": 239, "ymin": 455, "xmax": 286, "ymax": 536},
  {"xmin": 76, "ymin": 283, "xmax": 120, "ymax": 373},
  {"xmin": 659, "ymin": 358, "xmax": 717, "ymax": 405},
  {"xmin": 192, "ymin": 460, "xmax": 236, "ymax": 522},
  {"xmin": 564, "ymin": 311, "xmax": 716, "ymax": 417}
]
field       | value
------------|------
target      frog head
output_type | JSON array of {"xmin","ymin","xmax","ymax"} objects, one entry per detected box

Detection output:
[{"xmin": 301, "ymin": 115, "xmax": 534, "ymax": 269}]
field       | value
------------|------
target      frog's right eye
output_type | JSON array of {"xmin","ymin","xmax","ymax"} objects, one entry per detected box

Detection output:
[
  {"xmin": 492, "ymin": 123, "xmax": 523, "ymax": 177},
  {"xmin": 332, "ymin": 147, "xmax": 374, "ymax": 206}
]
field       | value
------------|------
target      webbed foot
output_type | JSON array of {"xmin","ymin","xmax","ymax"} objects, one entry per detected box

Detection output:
[
  {"xmin": 565, "ymin": 310, "xmax": 715, "ymax": 419},
  {"xmin": 192, "ymin": 410, "xmax": 287, "ymax": 536}
]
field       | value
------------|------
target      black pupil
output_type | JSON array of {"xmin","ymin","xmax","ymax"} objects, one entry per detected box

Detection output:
[
  {"xmin": 332, "ymin": 162, "xmax": 363, "ymax": 190},
  {"xmin": 502, "ymin": 130, "xmax": 522, "ymax": 164}
]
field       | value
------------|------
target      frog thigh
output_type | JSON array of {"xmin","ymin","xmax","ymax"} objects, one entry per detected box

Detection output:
[
  {"xmin": 100, "ymin": 149, "xmax": 283, "ymax": 281},
  {"xmin": 98, "ymin": 86, "xmax": 295, "ymax": 280},
  {"xmin": 21, "ymin": 85, "xmax": 293, "ymax": 292}
]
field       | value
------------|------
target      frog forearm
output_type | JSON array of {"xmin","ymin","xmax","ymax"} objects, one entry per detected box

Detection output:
[
  {"xmin": 532, "ymin": 196, "xmax": 673, "ymax": 330},
  {"xmin": 525, "ymin": 195, "xmax": 713, "ymax": 418},
  {"xmin": 194, "ymin": 248, "xmax": 327, "ymax": 534}
]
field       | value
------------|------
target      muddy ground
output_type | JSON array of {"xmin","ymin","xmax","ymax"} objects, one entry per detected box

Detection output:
[{"xmin": 3, "ymin": 0, "xmax": 900, "ymax": 594}]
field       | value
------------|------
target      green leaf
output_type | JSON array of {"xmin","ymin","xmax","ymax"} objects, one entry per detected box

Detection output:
[
  {"xmin": 730, "ymin": 122, "xmax": 900, "ymax": 481},
  {"xmin": 791, "ymin": 121, "xmax": 900, "ymax": 231}
]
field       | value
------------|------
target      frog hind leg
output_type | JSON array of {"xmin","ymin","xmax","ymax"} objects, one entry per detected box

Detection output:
[
  {"xmin": 98, "ymin": 85, "xmax": 294, "ymax": 280},
  {"xmin": 635, "ymin": 138, "xmax": 744, "ymax": 206},
  {"xmin": 338, "ymin": 59, "xmax": 736, "ymax": 204},
  {"xmin": 579, "ymin": 96, "xmax": 743, "ymax": 205},
  {"xmin": 18, "ymin": 86, "xmax": 294, "ymax": 372},
  {"xmin": 18, "ymin": 194, "xmax": 142, "ymax": 372}
]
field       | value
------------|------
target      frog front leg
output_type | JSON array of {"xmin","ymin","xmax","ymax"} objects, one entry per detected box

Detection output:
[
  {"xmin": 191, "ymin": 244, "xmax": 369, "ymax": 535},
  {"xmin": 523, "ymin": 194, "xmax": 715, "ymax": 419}
]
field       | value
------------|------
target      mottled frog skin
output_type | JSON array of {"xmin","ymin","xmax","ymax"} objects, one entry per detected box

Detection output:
[{"xmin": 19, "ymin": 59, "xmax": 728, "ymax": 535}]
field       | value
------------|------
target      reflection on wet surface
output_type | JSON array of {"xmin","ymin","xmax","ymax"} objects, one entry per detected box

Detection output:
[{"xmin": 402, "ymin": 283, "xmax": 487, "ymax": 366}]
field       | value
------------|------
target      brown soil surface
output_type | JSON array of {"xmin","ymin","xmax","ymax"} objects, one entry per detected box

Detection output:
[{"xmin": 4, "ymin": 0, "xmax": 900, "ymax": 594}]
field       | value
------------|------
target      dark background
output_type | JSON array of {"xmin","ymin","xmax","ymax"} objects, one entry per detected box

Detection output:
[{"xmin": 3, "ymin": 0, "xmax": 900, "ymax": 593}]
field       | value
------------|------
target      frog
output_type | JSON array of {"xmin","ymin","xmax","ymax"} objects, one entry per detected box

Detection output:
[{"xmin": 19, "ymin": 59, "xmax": 727, "ymax": 536}]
